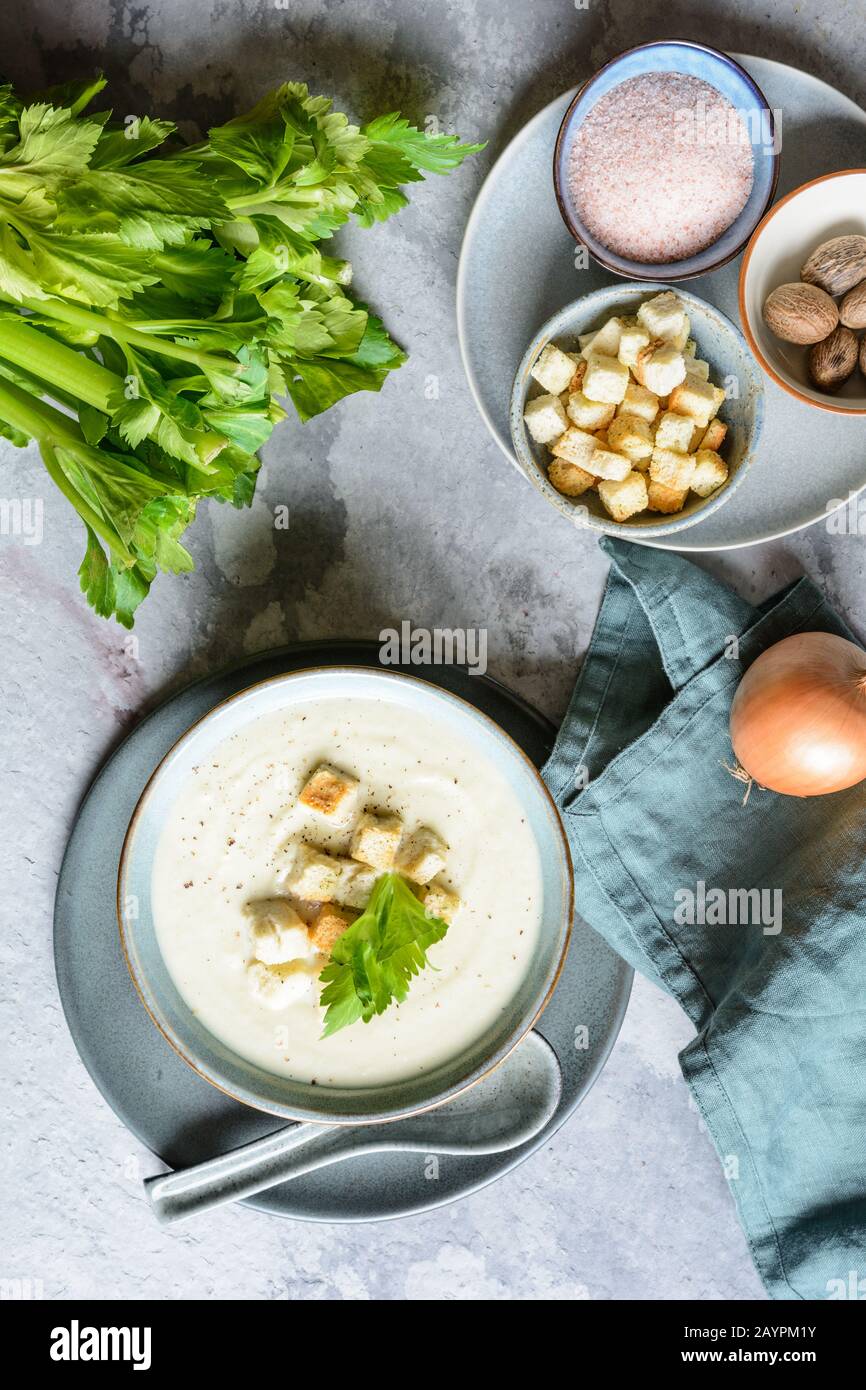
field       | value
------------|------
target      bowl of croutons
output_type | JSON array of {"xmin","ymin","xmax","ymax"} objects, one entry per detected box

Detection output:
[{"xmin": 510, "ymin": 285, "xmax": 764, "ymax": 538}]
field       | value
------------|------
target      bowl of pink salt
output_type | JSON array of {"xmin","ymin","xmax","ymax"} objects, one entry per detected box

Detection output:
[{"xmin": 554, "ymin": 41, "xmax": 779, "ymax": 281}]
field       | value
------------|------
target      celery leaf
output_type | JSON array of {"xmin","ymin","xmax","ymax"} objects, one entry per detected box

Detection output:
[{"xmin": 319, "ymin": 873, "xmax": 449, "ymax": 1037}]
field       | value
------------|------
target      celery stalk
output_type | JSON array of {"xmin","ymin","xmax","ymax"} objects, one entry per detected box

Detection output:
[
  {"xmin": 0, "ymin": 378, "xmax": 132, "ymax": 562},
  {"xmin": 0, "ymin": 319, "xmax": 228, "ymax": 465},
  {"xmin": 20, "ymin": 297, "xmax": 244, "ymax": 374},
  {"xmin": 0, "ymin": 376, "xmax": 83, "ymax": 445},
  {"xmin": 0, "ymin": 319, "xmax": 121, "ymax": 414}
]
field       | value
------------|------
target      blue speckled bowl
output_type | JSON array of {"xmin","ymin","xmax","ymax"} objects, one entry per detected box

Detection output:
[
  {"xmin": 510, "ymin": 282, "xmax": 765, "ymax": 539},
  {"xmin": 118, "ymin": 667, "xmax": 573, "ymax": 1124},
  {"xmin": 553, "ymin": 40, "xmax": 780, "ymax": 281}
]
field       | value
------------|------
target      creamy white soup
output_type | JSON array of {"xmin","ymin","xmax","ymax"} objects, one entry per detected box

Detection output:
[{"xmin": 151, "ymin": 694, "xmax": 543, "ymax": 1088}]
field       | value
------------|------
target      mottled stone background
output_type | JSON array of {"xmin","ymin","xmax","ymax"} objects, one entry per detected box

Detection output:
[{"xmin": 2, "ymin": 0, "xmax": 864, "ymax": 1301}]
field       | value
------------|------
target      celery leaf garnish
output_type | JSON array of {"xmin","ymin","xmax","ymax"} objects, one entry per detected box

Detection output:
[{"xmin": 319, "ymin": 873, "xmax": 449, "ymax": 1037}]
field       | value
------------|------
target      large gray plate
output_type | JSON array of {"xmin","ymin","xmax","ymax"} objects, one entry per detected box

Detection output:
[
  {"xmin": 54, "ymin": 643, "xmax": 632, "ymax": 1223},
  {"xmin": 458, "ymin": 56, "xmax": 866, "ymax": 552}
]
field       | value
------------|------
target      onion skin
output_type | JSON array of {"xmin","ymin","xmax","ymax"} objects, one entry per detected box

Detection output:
[{"xmin": 730, "ymin": 631, "xmax": 866, "ymax": 797}]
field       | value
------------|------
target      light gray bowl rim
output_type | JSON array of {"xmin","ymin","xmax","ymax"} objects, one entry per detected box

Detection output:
[
  {"xmin": 117, "ymin": 665, "xmax": 574, "ymax": 1126},
  {"xmin": 510, "ymin": 282, "xmax": 765, "ymax": 539}
]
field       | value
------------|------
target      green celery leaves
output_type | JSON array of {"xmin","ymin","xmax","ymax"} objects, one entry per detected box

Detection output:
[
  {"xmin": 319, "ymin": 872, "xmax": 450, "ymax": 1037},
  {"xmin": 0, "ymin": 77, "xmax": 483, "ymax": 624}
]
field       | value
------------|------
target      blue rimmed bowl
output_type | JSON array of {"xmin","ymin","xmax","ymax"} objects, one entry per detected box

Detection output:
[
  {"xmin": 553, "ymin": 40, "xmax": 780, "ymax": 281},
  {"xmin": 117, "ymin": 667, "xmax": 573, "ymax": 1123}
]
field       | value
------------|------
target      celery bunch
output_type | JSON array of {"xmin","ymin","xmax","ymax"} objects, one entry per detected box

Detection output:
[{"xmin": 0, "ymin": 76, "xmax": 482, "ymax": 624}]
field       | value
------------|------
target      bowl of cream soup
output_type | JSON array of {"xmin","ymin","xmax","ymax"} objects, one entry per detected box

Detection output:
[{"xmin": 118, "ymin": 667, "xmax": 573, "ymax": 1122}]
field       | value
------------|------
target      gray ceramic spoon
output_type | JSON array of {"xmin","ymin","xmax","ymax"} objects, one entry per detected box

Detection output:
[{"xmin": 144, "ymin": 1030, "xmax": 562, "ymax": 1225}]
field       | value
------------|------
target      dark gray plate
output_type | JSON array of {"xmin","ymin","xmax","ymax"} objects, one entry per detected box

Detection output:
[{"xmin": 54, "ymin": 643, "xmax": 631, "ymax": 1222}]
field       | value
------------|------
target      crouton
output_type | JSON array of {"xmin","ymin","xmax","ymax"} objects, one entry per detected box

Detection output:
[
  {"xmin": 691, "ymin": 449, "xmax": 729, "ymax": 498},
  {"xmin": 683, "ymin": 356, "xmax": 710, "ymax": 381},
  {"xmin": 585, "ymin": 446, "xmax": 633, "ymax": 482},
  {"xmin": 618, "ymin": 382, "xmax": 660, "ymax": 424},
  {"xmin": 298, "ymin": 763, "xmax": 359, "ymax": 822},
  {"xmin": 548, "ymin": 459, "xmax": 595, "ymax": 497},
  {"xmin": 338, "ymin": 861, "xmax": 378, "ymax": 910},
  {"xmin": 668, "ymin": 373, "xmax": 721, "ymax": 428},
  {"xmin": 585, "ymin": 316, "xmax": 623, "ymax": 358},
  {"xmin": 244, "ymin": 898, "xmax": 310, "ymax": 965},
  {"xmin": 420, "ymin": 881, "xmax": 462, "ymax": 924},
  {"xmin": 286, "ymin": 844, "xmax": 344, "ymax": 902},
  {"xmin": 647, "ymin": 480, "xmax": 689, "ymax": 514},
  {"xmin": 530, "ymin": 343, "xmax": 576, "ymax": 395},
  {"xmin": 583, "ymin": 353, "xmax": 630, "ymax": 405},
  {"xmin": 670, "ymin": 315, "xmax": 691, "ymax": 352},
  {"xmin": 523, "ymin": 393, "xmax": 567, "ymax": 444},
  {"xmin": 606, "ymin": 413, "xmax": 653, "ymax": 463},
  {"xmin": 650, "ymin": 446, "xmax": 697, "ymax": 492},
  {"xmin": 567, "ymin": 358, "xmax": 587, "ymax": 393},
  {"xmin": 310, "ymin": 903, "xmax": 357, "ymax": 956},
  {"xmin": 630, "ymin": 345, "xmax": 653, "ymax": 388},
  {"xmin": 637, "ymin": 292, "xmax": 687, "ymax": 343},
  {"xmin": 550, "ymin": 425, "xmax": 598, "ymax": 470},
  {"xmin": 689, "ymin": 423, "xmax": 705, "ymax": 451},
  {"xmin": 397, "ymin": 826, "xmax": 448, "ymax": 885},
  {"xmin": 638, "ymin": 345, "xmax": 687, "ymax": 397},
  {"xmin": 654, "ymin": 410, "xmax": 695, "ymax": 453},
  {"xmin": 247, "ymin": 960, "xmax": 318, "ymax": 1008},
  {"xmin": 598, "ymin": 470, "xmax": 649, "ymax": 522},
  {"xmin": 350, "ymin": 810, "xmax": 403, "ymax": 871},
  {"xmin": 565, "ymin": 392, "xmax": 616, "ymax": 431},
  {"xmin": 618, "ymin": 323, "xmax": 651, "ymax": 368},
  {"xmin": 700, "ymin": 419, "xmax": 728, "ymax": 452}
]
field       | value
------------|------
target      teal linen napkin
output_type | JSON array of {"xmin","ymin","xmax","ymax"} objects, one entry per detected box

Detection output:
[{"xmin": 544, "ymin": 537, "xmax": 865, "ymax": 1302}]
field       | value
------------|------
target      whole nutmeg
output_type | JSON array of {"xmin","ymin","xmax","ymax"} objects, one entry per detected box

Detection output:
[
  {"xmin": 808, "ymin": 324, "xmax": 859, "ymax": 392},
  {"xmin": 840, "ymin": 279, "xmax": 866, "ymax": 330},
  {"xmin": 801, "ymin": 235, "xmax": 866, "ymax": 297},
  {"xmin": 763, "ymin": 282, "xmax": 839, "ymax": 345}
]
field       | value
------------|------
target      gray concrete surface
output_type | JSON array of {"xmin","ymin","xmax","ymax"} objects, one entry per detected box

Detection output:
[{"xmin": 2, "ymin": 0, "xmax": 864, "ymax": 1301}]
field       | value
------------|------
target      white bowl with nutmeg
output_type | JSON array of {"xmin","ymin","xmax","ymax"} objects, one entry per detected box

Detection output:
[{"xmin": 739, "ymin": 170, "xmax": 866, "ymax": 414}]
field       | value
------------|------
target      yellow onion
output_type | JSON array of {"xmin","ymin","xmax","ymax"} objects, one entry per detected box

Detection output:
[{"xmin": 730, "ymin": 631, "xmax": 866, "ymax": 797}]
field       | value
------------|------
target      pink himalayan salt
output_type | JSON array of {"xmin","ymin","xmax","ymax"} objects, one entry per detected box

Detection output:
[{"xmin": 568, "ymin": 72, "xmax": 755, "ymax": 263}]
